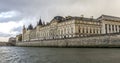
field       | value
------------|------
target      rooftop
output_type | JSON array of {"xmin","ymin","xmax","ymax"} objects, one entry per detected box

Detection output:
[{"xmin": 98, "ymin": 14, "xmax": 120, "ymax": 21}]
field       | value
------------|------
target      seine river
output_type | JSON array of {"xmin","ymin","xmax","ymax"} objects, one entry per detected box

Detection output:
[{"xmin": 0, "ymin": 47, "xmax": 120, "ymax": 63}]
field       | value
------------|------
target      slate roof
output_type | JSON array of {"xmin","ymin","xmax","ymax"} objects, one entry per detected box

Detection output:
[
  {"xmin": 37, "ymin": 18, "xmax": 43, "ymax": 25},
  {"xmin": 27, "ymin": 24, "xmax": 33, "ymax": 30},
  {"xmin": 64, "ymin": 16, "xmax": 98, "ymax": 22},
  {"xmin": 50, "ymin": 16, "xmax": 100, "ymax": 24}
]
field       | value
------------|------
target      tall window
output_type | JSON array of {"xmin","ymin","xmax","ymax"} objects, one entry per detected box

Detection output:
[
  {"xmin": 105, "ymin": 24, "xmax": 107, "ymax": 34},
  {"xmin": 115, "ymin": 25, "xmax": 117, "ymax": 32},
  {"xmin": 97, "ymin": 29, "xmax": 98, "ymax": 34},
  {"xmin": 112, "ymin": 25, "xmax": 114, "ymax": 32},
  {"xmin": 109, "ymin": 24, "xmax": 111, "ymax": 32},
  {"xmin": 79, "ymin": 26, "xmax": 81, "ymax": 33},
  {"xmin": 83, "ymin": 28, "xmax": 84, "ymax": 33},
  {"xmin": 119, "ymin": 25, "xmax": 120, "ymax": 33},
  {"xmin": 78, "ymin": 26, "xmax": 80, "ymax": 33},
  {"xmin": 90, "ymin": 28, "xmax": 92, "ymax": 33},
  {"xmin": 100, "ymin": 30, "xmax": 102, "ymax": 34},
  {"xmin": 79, "ymin": 29, "xmax": 80, "ymax": 33},
  {"xmin": 86, "ymin": 28, "xmax": 88, "ymax": 33},
  {"xmin": 93, "ymin": 29, "xmax": 95, "ymax": 34}
]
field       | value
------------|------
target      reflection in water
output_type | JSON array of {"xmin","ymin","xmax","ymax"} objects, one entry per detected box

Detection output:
[{"xmin": 0, "ymin": 47, "xmax": 120, "ymax": 63}]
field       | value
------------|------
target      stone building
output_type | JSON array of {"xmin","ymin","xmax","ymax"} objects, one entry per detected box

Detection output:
[
  {"xmin": 98, "ymin": 15, "xmax": 120, "ymax": 34},
  {"xmin": 16, "ymin": 34, "xmax": 22, "ymax": 42},
  {"xmin": 21, "ymin": 15, "xmax": 120, "ymax": 42}
]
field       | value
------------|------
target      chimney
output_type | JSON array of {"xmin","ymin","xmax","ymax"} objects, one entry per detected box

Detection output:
[
  {"xmin": 91, "ymin": 16, "xmax": 93, "ymax": 18},
  {"xmin": 81, "ymin": 14, "xmax": 84, "ymax": 18},
  {"xmin": 90, "ymin": 16, "xmax": 93, "ymax": 20}
]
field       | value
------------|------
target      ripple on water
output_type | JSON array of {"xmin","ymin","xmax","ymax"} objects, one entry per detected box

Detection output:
[{"xmin": 0, "ymin": 47, "xmax": 120, "ymax": 63}]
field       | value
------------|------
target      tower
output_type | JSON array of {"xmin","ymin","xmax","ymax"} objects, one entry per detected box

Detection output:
[
  {"xmin": 22, "ymin": 25, "xmax": 26, "ymax": 41},
  {"xmin": 27, "ymin": 24, "xmax": 33, "ymax": 41},
  {"xmin": 36, "ymin": 18, "xmax": 43, "ymax": 32},
  {"xmin": 37, "ymin": 18, "xmax": 43, "ymax": 26},
  {"xmin": 36, "ymin": 18, "xmax": 43, "ymax": 40}
]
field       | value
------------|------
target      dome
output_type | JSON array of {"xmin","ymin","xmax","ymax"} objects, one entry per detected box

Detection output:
[{"xmin": 54, "ymin": 16, "xmax": 64, "ymax": 21}]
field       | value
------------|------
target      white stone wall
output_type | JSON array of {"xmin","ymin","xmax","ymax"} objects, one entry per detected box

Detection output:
[
  {"xmin": 101, "ymin": 20, "xmax": 120, "ymax": 34},
  {"xmin": 17, "ymin": 34, "xmax": 120, "ymax": 47}
]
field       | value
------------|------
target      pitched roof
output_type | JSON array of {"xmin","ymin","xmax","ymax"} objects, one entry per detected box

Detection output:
[
  {"xmin": 37, "ymin": 18, "xmax": 43, "ymax": 25},
  {"xmin": 98, "ymin": 14, "xmax": 120, "ymax": 21},
  {"xmin": 27, "ymin": 24, "xmax": 33, "ymax": 30}
]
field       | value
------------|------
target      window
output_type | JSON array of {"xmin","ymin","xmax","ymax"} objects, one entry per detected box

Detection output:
[
  {"xmin": 86, "ymin": 28, "xmax": 88, "ymax": 33},
  {"xmin": 83, "ymin": 28, "xmax": 84, "ymax": 33},
  {"xmin": 93, "ymin": 29, "xmax": 95, "ymax": 33},
  {"xmin": 78, "ymin": 26, "xmax": 81, "ymax": 33},
  {"xmin": 97, "ymin": 29, "xmax": 98, "ymax": 34},
  {"xmin": 115, "ymin": 25, "xmax": 117, "ymax": 32},
  {"xmin": 112, "ymin": 25, "xmax": 114, "ymax": 32},
  {"xmin": 100, "ymin": 30, "xmax": 101, "ymax": 34},
  {"xmin": 119, "ymin": 25, "xmax": 120, "ymax": 32},
  {"xmin": 109, "ymin": 24, "xmax": 111, "ymax": 32},
  {"xmin": 105, "ymin": 24, "xmax": 107, "ymax": 34},
  {"xmin": 90, "ymin": 28, "xmax": 92, "ymax": 33},
  {"xmin": 79, "ymin": 29, "xmax": 80, "ymax": 33}
]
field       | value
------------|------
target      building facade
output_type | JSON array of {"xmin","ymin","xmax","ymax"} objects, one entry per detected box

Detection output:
[{"xmin": 21, "ymin": 15, "xmax": 120, "ymax": 42}]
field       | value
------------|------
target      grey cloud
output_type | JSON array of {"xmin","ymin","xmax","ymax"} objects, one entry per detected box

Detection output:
[
  {"xmin": 0, "ymin": 0, "xmax": 120, "ymax": 38},
  {"xmin": 12, "ymin": 26, "xmax": 22, "ymax": 33},
  {"xmin": 0, "ymin": 0, "xmax": 119, "ymax": 22},
  {"xmin": 0, "ymin": 16, "xmax": 23, "ymax": 23},
  {"xmin": 0, "ymin": 9, "xmax": 10, "ymax": 12}
]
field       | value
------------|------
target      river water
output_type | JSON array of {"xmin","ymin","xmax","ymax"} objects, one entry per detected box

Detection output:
[{"xmin": 0, "ymin": 47, "xmax": 120, "ymax": 63}]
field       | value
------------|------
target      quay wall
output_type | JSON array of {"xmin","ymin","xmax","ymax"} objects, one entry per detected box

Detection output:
[{"xmin": 16, "ymin": 34, "xmax": 120, "ymax": 47}]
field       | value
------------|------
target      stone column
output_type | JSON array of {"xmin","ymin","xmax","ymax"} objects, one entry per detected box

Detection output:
[
  {"xmin": 98, "ymin": 28, "xmax": 100, "ymax": 34},
  {"xmin": 118, "ymin": 25, "xmax": 120, "ymax": 33},
  {"xmin": 107, "ymin": 24, "xmax": 109, "ymax": 33},
  {"xmin": 110, "ymin": 25, "xmax": 113, "ymax": 33}
]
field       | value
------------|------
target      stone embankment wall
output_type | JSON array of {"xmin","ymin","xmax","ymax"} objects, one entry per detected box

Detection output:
[{"xmin": 16, "ymin": 34, "xmax": 120, "ymax": 47}]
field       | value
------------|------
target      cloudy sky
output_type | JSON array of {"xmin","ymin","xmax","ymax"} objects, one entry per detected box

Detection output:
[{"xmin": 0, "ymin": 0, "xmax": 120, "ymax": 41}]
